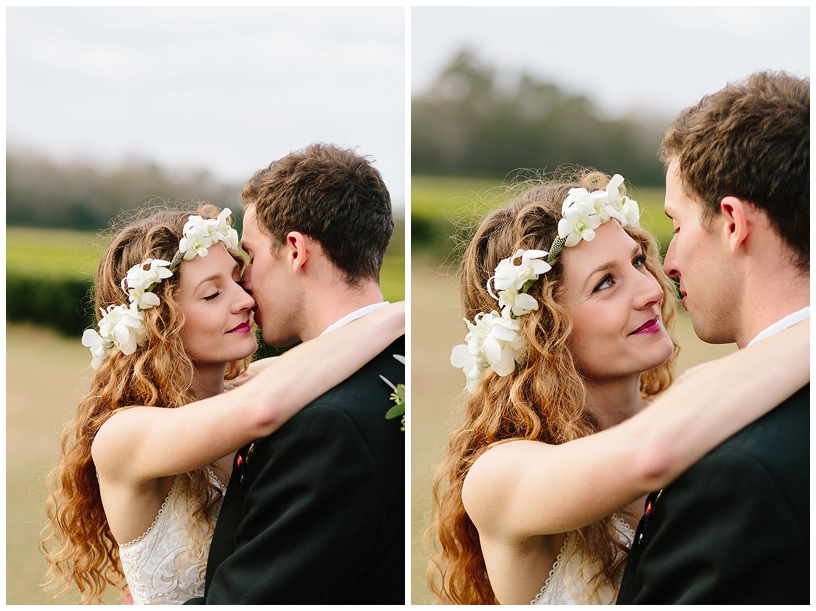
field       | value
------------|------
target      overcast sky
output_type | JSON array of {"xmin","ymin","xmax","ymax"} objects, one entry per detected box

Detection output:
[
  {"xmin": 412, "ymin": 6, "xmax": 809, "ymax": 119},
  {"xmin": 7, "ymin": 6, "xmax": 810, "ymax": 212},
  {"xmin": 7, "ymin": 7, "xmax": 405, "ymax": 207}
]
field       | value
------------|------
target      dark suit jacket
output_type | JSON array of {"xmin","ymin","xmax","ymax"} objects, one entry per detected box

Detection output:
[
  {"xmin": 186, "ymin": 336, "xmax": 405, "ymax": 604},
  {"xmin": 617, "ymin": 384, "xmax": 809, "ymax": 604}
]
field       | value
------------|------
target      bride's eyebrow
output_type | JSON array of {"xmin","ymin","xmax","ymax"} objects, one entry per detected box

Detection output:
[
  {"xmin": 195, "ymin": 273, "xmax": 223, "ymax": 289},
  {"xmin": 195, "ymin": 263, "xmax": 239, "ymax": 289}
]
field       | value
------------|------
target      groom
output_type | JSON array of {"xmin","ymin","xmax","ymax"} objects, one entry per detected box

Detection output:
[
  {"xmin": 617, "ymin": 71, "xmax": 809, "ymax": 604},
  {"xmin": 187, "ymin": 143, "xmax": 404, "ymax": 604}
]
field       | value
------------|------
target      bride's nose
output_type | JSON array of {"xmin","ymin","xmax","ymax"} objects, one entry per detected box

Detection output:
[
  {"xmin": 634, "ymin": 270, "xmax": 663, "ymax": 310},
  {"xmin": 234, "ymin": 285, "xmax": 255, "ymax": 312}
]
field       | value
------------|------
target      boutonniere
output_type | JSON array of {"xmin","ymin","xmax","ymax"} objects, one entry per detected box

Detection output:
[{"xmin": 380, "ymin": 354, "xmax": 405, "ymax": 432}]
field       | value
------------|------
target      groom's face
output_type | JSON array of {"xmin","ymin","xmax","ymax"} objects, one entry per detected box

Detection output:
[
  {"xmin": 663, "ymin": 159, "xmax": 739, "ymax": 344},
  {"xmin": 240, "ymin": 206, "xmax": 302, "ymax": 347}
]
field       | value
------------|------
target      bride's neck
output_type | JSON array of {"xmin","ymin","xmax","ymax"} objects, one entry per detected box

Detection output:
[
  {"xmin": 191, "ymin": 363, "xmax": 228, "ymax": 399},
  {"xmin": 583, "ymin": 374, "xmax": 644, "ymax": 430}
]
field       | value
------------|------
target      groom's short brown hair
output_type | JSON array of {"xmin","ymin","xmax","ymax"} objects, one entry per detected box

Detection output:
[
  {"xmin": 241, "ymin": 142, "xmax": 394, "ymax": 284},
  {"xmin": 660, "ymin": 70, "xmax": 809, "ymax": 270}
]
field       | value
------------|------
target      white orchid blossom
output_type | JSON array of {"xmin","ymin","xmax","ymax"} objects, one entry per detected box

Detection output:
[
  {"xmin": 179, "ymin": 208, "xmax": 239, "ymax": 260},
  {"xmin": 451, "ymin": 250, "xmax": 545, "ymax": 390},
  {"xmin": 558, "ymin": 200, "xmax": 602, "ymax": 247},
  {"xmin": 121, "ymin": 258, "xmax": 173, "ymax": 310},
  {"xmin": 492, "ymin": 249, "xmax": 551, "ymax": 294},
  {"xmin": 597, "ymin": 174, "xmax": 641, "ymax": 229},
  {"xmin": 621, "ymin": 198, "xmax": 641, "ymax": 228},
  {"xmin": 82, "ymin": 303, "xmax": 147, "ymax": 369},
  {"xmin": 82, "ymin": 208, "xmax": 239, "ymax": 369},
  {"xmin": 452, "ymin": 175, "xmax": 642, "ymax": 392},
  {"xmin": 498, "ymin": 288, "xmax": 539, "ymax": 317},
  {"xmin": 451, "ymin": 310, "xmax": 524, "ymax": 392}
]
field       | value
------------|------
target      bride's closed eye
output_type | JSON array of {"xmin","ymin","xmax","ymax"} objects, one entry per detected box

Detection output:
[{"xmin": 203, "ymin": 291, "xmax": 221, "ymax": 301}]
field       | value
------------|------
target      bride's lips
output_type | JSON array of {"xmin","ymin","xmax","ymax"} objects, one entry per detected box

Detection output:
[
  {"xmin": 630, "ymin": 316, "xmax": 661, "ymax": 335},
  {"xmin": 227, "ymin": 322, "xmax": 251, "ymax": 334}
]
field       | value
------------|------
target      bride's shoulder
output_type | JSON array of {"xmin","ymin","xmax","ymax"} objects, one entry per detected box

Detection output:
[
  {"xmin": 91, "ymin": 406, "xmax": 149, "ymax": 466},
  {"xmin": 463, "ymin": 439, "xmax": 555, "ymax": 518},
  {"xmin": 473, "ymin": 438, "xmax": 555, "ymax": 471}
]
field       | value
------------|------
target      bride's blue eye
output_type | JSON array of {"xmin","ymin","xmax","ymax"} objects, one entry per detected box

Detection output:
[
  {"xmin": 204, "ymin": 291, "xmax": 221, "ymax": 301},
  {"xmin": 593, "ymin": 274, "xmax": 614, "ymax": 292},
  {"xmin": 633, "ymin": 255, "xmax": 646, "ymax": 269}
]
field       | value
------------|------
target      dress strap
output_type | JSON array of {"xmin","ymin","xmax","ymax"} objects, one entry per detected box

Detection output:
[{"xmin": 206, "ymin": 466, "xmax": 227, "ymax": 494}]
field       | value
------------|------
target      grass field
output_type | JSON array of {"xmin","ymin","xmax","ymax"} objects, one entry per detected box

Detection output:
[
  {"xmin": 6, "ymin": 227, "xmax": 102, "ymax": 279},
  {"xmin": 6, "ymin": 324, "xmax": 122, "ymax": 604},
  {"xmin": 7, "ymin": 224, "xmax": 405, "ymax": 306},
  {"xmin": 409, "ymin": 256, "xmax": 738, "ymax": 604},
  {"xmin": 411, "ymin": 175, "xmax": 676, "ymax": 260}
]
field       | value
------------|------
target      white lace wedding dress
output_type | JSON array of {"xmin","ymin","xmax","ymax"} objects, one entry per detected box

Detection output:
[
  {"xmin": 531, "ymin": 514, "xmax": 635, "ymax": 605},
  {"xmin": 118, "ymin": 470, "xmax": 226, "ymax": 605}
]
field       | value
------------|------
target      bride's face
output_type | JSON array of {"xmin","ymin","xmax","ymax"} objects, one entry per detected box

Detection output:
[
  {"xmin": 175, "ymin": 244, "xmax": 257, "ymax": 366},
  {"xmin": 558, "ymin": 221, "xmax": 674, "ymax": 380}
]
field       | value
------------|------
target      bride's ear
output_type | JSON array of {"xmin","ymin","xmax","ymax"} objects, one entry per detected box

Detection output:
[{"xmin": 720, "ymin": 196, "xmax": 753, "ymax": 254}]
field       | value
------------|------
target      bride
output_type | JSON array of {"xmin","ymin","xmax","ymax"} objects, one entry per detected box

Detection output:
[
  {"xmin": 40, "ymin": 204, "xmax": 404, "ymax": 604},
  {"xmin": 429, "ymin": 172, "xmax": 808, "ymax": 604}
]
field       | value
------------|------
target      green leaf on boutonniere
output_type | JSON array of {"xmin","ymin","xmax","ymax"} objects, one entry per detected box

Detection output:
[{"xmin": 381, "ymin": 354, "xmax": 405, "ymax": 431}]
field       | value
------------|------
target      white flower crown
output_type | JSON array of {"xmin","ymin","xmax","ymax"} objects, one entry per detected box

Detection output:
[
  {"xmin": 450, "ymin": 175, "xmax": 640, "ymax": 392},
  {"xmin": 81, "ymin": 208, "xmax": 240, "ymax": 369}
]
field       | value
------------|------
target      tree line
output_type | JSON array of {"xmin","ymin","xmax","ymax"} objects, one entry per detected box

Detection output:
[
  {"xmin": 7, "ymin": 149, "xmax": 243, "ymax": 231},
  {"xmin": 412, "ymin": 50, "xmax": 670, "ymax": 186}
]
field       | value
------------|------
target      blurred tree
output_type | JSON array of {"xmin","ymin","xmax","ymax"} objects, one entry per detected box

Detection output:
[
  {"xmin": 412, "ymin": 50, "xmax": 669, "ymax": 186},
  {"xmin": 7, "ymin": 150, "xmax": 242, "ymax": 231}
]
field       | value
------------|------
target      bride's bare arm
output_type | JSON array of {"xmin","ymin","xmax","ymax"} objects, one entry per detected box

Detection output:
[
  {"xmin": 463, "ymin": 317, "xmax": 808, "ymax": 539},
  {"xmin": 227, "ymin": 355, "xmax": 278, "ymax": 387},
  {"xmin": 92, "ymin": 301, "xmax": 405, "ymax": 482}
]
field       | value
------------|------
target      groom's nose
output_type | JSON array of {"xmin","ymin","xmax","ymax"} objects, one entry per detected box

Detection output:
[
  {"xmin": 663, "ymin": 238, "xmax": 680, "ymax": 279},
  {"xmin": 240, "ymin": 265, "xmax": 254, "ymax": 296}
]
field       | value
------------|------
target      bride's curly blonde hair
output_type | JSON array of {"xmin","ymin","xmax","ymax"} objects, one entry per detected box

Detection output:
[
  {"xmin": 40, "ymin": 203, "xmax": 253, "ymax": 604},
  {"xmin": 427, "ymin": 171, "xmax": 679, "ymax": 604}
]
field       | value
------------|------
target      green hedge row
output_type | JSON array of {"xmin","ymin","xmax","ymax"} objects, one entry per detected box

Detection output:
[
  {"xmin": 6, "ymin": 272, "xmax": 290, "ymax": 359},
  {"xmin": 7, "ymin": 272, "xmax": 95, "ymax": 336}
]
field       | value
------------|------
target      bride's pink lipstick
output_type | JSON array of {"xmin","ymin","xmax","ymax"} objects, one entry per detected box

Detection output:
[
  {"xmin": 630, "ymin": 316, "xmax": 661, "ymax": 335},
  {"xmin": 227, "ymin": 322, "xmax": 251, "ymax": 334}
]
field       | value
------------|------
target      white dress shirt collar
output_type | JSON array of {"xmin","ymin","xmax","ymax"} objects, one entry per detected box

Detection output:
[
  {"xmin": 320, "ymin": 302, "xmax": 390, "ymax": 336},
  {"xmin": 746, "ymin": 306, "xmax": 810, "ymax": 347}
]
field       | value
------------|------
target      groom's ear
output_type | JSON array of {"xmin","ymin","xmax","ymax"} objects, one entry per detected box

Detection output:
[
  {"xmin": 720, "ymin": 196, "xmax": 754, "ymax": 254},
  {"xmin": 285, "ymin": 231, "xmax": 309, "ymax": 273}
]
